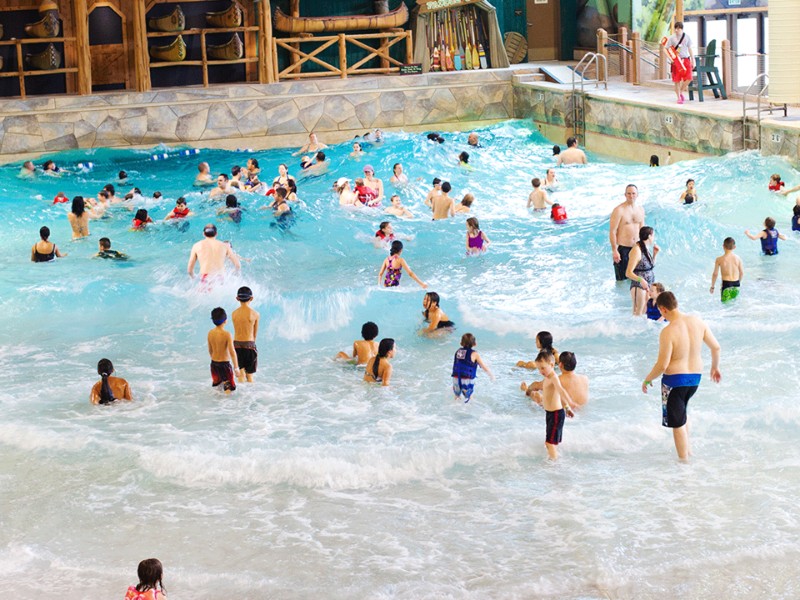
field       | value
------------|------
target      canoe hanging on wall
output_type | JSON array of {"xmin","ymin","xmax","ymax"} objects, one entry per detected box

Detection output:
[
  {"xmin": 0, "ymin": 24, "xmax": 4, "ymax": 40},
  {"xmin": 207, "ymin": 33, "xmax": 243, "ymax": 60},
  {"xmin": 149, "ymin": 35, "xmax": 187, "ymax": 62},
  {"xmin": 24, "ymin": 12, "xmax": 61, "ymax": 38},
  {"xmin": 148, "ymin": 5, "xmax": 186, "ymax": 32},
  {"xmin": 273, "ymin": 2, "xmax": 408, "ymax": 33},
  {"xmin": 206, "ymin": 2, "xmax": 243, "ymax": 28},
  {"xmin": 25, "ymin": 43, "xmax": 62, "ymax": 70}
]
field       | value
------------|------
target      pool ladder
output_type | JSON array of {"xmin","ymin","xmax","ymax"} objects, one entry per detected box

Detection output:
[
  {"xmin": 571, "ymin": 52, "xmax": 607, "ymax": 144},
  {"xmin": 742, "ymin": 73, "xmax": 787, "ymax": 150}
]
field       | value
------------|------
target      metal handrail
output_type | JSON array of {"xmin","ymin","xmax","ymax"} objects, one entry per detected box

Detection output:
[
  {"xmin": 604, "ymin": 40, "xmax": 658, "ymax": 69},
  {"xmin": 572, "ymin": 51, "xmax": 608, "ymax": 91},
  {"xmin": 742, "ymin": 73, "xmax": 768, "ymax": 149}
]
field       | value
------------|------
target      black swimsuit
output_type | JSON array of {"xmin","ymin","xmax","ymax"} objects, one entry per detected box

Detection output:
[{"xmin": 33, "ymin": 243, "xmax": 56, "ymax": 262}]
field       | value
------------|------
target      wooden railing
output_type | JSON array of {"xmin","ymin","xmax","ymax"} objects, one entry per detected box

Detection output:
[
  {"xmin": 273, "ymin": 30, "xmax": 413, "ymax": 81},
  {"xmin": 0, "ymin": 37, "xmax": 79, "ymax": 99}
]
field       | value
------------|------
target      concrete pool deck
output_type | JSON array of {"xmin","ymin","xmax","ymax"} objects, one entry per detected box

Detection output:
[{"xmin": 0, "ymin": 62, "xmax": 798, "ymax": 166}]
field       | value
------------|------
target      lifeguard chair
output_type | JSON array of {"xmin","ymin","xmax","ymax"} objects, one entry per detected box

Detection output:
[{"xmin": 688, "ymin": 39, "xmax": 727, "ymax": 102}]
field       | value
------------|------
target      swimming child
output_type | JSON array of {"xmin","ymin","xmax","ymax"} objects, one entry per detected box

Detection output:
[
  {"xmin": 646, "ymin": 282, "xmax": 666, "ymax": 320},
  {"xmin": 378, "ymin": 240, "xmax": 427, "ymax": 289},
  {"xmin": 364, "ymin": 338, "xmax": 395, "ymax": 386},
  {"xmin": 454, "ymin": 193, "xmax": 473, "ymax": 214},
  {"xmin": 422, "ymin": 291, "xmax": 455, "ymax": 333},
  {"xmin": 769, "ymin": 173, "xmax": 785, "ymax": 192},
  {"xmin": 710, "ymin": 237, "xmax": 744, "ymax": 301},
  {"xmin": 527, "ymin": 178, "xmax": 551, "ymax": 210},
  {"xmin": 745, "ymin": 217, "xmax": 786, "ymax": 255},
  {"xmin": 385, "ymin": 195, "xmax": 414, "ymax": 218},
  {"xmin": 18, "ymin": 161, "xmax": 35, "ymax": 178},
  {"xmin": 336, "ymin": 321, "xmax": 379, "ymax": 365},
  {"xmin": 232, "ymin": 287, "xmax": 259, "ymax": 383},
  {"xmin": 350, "ymin": 141, "xmax": 365, "ymax": 158},
  {"xmin": 650, "ymin": 155, "xmax": 660, "ymax": 167},
  {"xmin": 208, "ymin": 307, "xmax": 238, "ymax": 393},
  {"xmin": 792, "ymin": 205, "xmax": 800, "ymax": 232},
  {"xmin": 164, "ymin": 197, "xmax": 191, "ymax": 220},
  {"xmin": 451, "ymin": 332, "xmax": 495, "ymax": 403},
  {"xmin": 375, "ymin": 221, "xmax": 395, "ymax": 244},
  {"xmin": 550, "ymin": 202, "xmax": 568, "ymax": 223},
  {"xmin": 53, "ymin": 191, "xmax": 68, "ymax": 204},
  {"xmin": 125, "ymin": 558, "xmax": 166, "ymax": 600},
  {"xmin": 466, "ymin": 217, "xmax": 490, "ymax": 254},
  {"xmin": 118, "ymin": 170, "xmax": 128, "ymax": 185},
  {"xmin": 132, "ymin": 208, "xmax": 153, "ymax": 230},
  {"xmin": 90, "ymin": 358, "xmax": 132, "ymax": 405},
  {"xmin": 534, "ymin": 351, "xmax": 575, "ymax": 460},
  {"xmin": 95, "ymin": 237, "xmax": 128, "ymax": 260},
  {"xmin": 218, "ymin": 194, "xmax": 242, "ymax": 224},
  {"xmin": 680, "ymin": 179, "xmax": 698, "ymax": 204},
  {"xmin": 516, "ymin": 331, "xmax": 559, "ymax": 371},
  {"xmin": 458, "ymin": 151, "xmax": 474, "ymax": 170}
]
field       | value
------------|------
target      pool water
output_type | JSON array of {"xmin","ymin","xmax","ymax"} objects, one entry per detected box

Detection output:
[{"xmin": 1, "ymin": 121, "xmax": 800, "ymax": 599}]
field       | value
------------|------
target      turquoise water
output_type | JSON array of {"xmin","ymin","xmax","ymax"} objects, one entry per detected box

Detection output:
[{"xmin": 2, "ymin": 121, "xmax": 800, "ymax": 598}]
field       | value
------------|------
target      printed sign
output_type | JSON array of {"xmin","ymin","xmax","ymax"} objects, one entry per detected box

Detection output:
[{"xmin": 400, "ymin": 64, "xmax": 423, "ymax": 75}]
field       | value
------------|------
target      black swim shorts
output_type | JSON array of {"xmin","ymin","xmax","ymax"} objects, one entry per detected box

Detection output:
[
  {"xmin": 614, "ymin": 246, "xmax": 632, "ymax": 282},
  {"xmin": 546, "ymin": 408, "xmax": 566, "ymax": 445},
  {"xmin": 234, "ymin": 341, "xmax": 258, "ymax": 374},
  {"xmin": 661, "ymin": 374, "xmax": 701, "ymax": 428}
]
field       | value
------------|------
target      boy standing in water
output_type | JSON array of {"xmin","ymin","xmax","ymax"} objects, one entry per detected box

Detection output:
[
  {"xmin": 535, "ymin": 351, "xmax": 575, "ymax": 460},
  {"xmin": 208, "ymin": 307, "xmax": 238, "ymax": 393},
  {"xmin": 232, "ymin": 287, "xmax": 259, "ymax": 383},
  {"xmin": 527, "ymin": 178, "xmax": 551, "ymax": 210},
  {"xmin": 710, "ymin": 237, "xmax": 744, "ymax": 302}
]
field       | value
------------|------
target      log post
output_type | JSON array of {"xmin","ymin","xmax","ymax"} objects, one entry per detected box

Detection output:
[
  {"xmin": 405, "ymin": 29, "xmax": 412, "ymax": 64},
  {"xmin": 132, "ymin": 0, "xmax": 151, "ymax": 91},
  {"xmin": 201, "ymin": 30, "xmax": 208, "ymax": 87},
  {"xmin": 618, "ymin": 26, "xmax": 627, "ymax": 81},
  {"xmin": 659, "ymin": 42, "xmax": 668, "ymax": 79},
  {"xmin": 721, "ymin": 38, "xmax": 732, "ymax": 97},
  {"xmin": 289, "ymin": 0, "xmax": 300, "ymax": 74},
  {"xmin": 676, "ymin": 0, "xmax": 684, "ymax": 23},
  {"xmin": 379, "ymin": 34, "xmax": 389, "ymax": 70},
  {"xmin": 631, "ymin": 31, "xmax": 640, "ymax": 85},
  {"xmin": 339, "ymin": 33, "xmax": 347, "ymax": 78},
  {"xmin": 596, "ymin": 28, "xmax": 608, "ymax": 80},
  {"xmin": 16, "ymin": 40, "xmax": 26, "ymax": 99},
  {"xmin": 258, "ymin": 0, "xmax": 275, "ymax": 83},
  {"xmin": 73, "ymin": 0, "xmax": 91, "ymax": 94}
]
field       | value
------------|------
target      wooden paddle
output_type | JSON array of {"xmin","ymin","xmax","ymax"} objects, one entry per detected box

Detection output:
[
  {"xmin": 455, "ymin": 9, "xmax": 466, "ymax": 70},
  {"xmin": 462, "ymin": 11, "xmax": 472, "ymax": 70},
  {"xmin": 475, "ymin": 7, "xmax": 488, "ymax": 69},
  {"xmin": 469, "ymin": 8, "xmax": 480, "ymax": 69},
  {"xmin": 451, "ymin": 10, "xmax": 462, "ymax": 70},
  {"xmin": 430, "ymin": 15, "xmax": 440, "ymax": 71}
]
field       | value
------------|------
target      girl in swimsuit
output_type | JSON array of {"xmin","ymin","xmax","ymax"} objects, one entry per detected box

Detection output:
[
  {"xmin": 626, "ymin": 226, "xmax": 659, "ymax": 316},
  {"xmin": 466, "ymin": 217, "xmax": 490, "ymax": 255},
  {"xmin": 273, "ymin": 163, "xmax": 295, "ymax": 189},
  {"xmin": 90, "ymin": 358, "xmax": 132, "ymax": 405},
  {"xmin": 364, "ymin": 338, "xmax": 395, "ymax": 386},
  {"xmin": 378, "ymin": 241, "xmax": 427, "ymax": 289},
  {"xmin": 422, "ymin": 291, "xmax": 455, "ymax": 334},
  {"xmin": 124, "ymin": 558, "xmax": 166, "ymax": 600},
  {"xmin": 31, "ymin": 226, "xmax": 67, "ymax": 262},
  {"xmin": 350, "ymin": 141, "xmax": 365, "ymax": 159},
  {"xmin": 132, "ymin": 208, "xmax": 154, "ymax": 230}
]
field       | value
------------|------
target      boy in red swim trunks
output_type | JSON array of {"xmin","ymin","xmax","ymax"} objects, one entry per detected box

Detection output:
[
  {"xmin": 668, "ymin": 22, "xmax": 694, "ymax": 104},
  {"xmin": 208, "ymin": 307, "xmax": 238, "ymax": 393}
]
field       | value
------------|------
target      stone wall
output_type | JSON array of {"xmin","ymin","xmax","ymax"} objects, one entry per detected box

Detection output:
[{"xmin": 0, "ymin": 70, "xmax": 513, "ymax": 156}]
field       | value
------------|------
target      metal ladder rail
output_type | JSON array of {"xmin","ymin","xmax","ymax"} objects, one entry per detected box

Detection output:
[
  {"xmin": 571, "ymin": 52, "xmax": 608, "ymax": 142},
  {"xmin": 741, "ymin": 73, "xmax": 769, "ymax": 150}
]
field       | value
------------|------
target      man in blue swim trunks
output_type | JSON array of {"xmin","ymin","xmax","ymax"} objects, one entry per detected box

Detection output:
[{"xmin": 641, "ymin": 291, "xmax": 721, "ymax": 460}]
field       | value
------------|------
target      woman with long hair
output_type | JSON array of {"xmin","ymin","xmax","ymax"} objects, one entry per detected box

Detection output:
[
  {"xmin": 626, "ymin": 226, "xmax": 659, "ymax": 316},
  {"xmin": 364, "ymin": 338, "xmax": 395, "ymax": 387}
]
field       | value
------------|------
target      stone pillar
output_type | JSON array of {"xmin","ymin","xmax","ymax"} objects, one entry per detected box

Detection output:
[{"xmin": 768, "ymin": 0, "xmax": 800, "ymax": 104}]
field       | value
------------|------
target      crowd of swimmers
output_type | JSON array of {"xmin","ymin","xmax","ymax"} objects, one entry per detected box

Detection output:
[{"xmin": 23, "ymin": 127, "xmax": 800, "ymax": 469}]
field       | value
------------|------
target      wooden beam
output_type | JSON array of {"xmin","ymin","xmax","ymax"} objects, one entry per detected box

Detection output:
[
  {"xmin": 259, "ymin": 0, "xmax": 275, "ymax": 83},
  {"xmin": 676, "ymin": 0, "xmax": 683, "ymax": 22},
  {"xmin": 132, "ymin": 0, "xmax": 151, "ymax": 90},
  {"xmin": 73, "ymin": 0, "xmax": 91, "ymax": 94}
]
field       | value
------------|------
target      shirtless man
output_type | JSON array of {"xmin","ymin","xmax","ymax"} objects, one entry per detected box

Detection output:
[
  {"xmin": 187, "ymin": 224, "xmax": 241, "ymax": 279},
  {"xmin": 424, "ymin": 178, "xmax": 442, "ymax": 208},
  {"xmin": 642, "ymin": 291, "xmax": 721, "ymax": 460},
  {"xmin": 609, "ymin": 184, "xmax": 645, "ymax": 282},
  {"xmin": 210, "ymin": 174, "xmax": 234, "ymax": 200},
  {"xmin": 195, "ymin": 162, "xmax": 214, "ymax": 186},
  {"xmin": 556, "ymin": 137, "xmax": 588, "ymax": 166},
  {"xmin": 431, "ymin": 181, "xmax": 455, "ymax": 220},
  {"xmin": 467, "ymin": 132, "xmax": 481, "ymax": 147}
]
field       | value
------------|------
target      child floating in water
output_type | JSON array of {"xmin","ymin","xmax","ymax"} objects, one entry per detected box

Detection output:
[
  {"xmin": 336, "ymin": 321, "xmax": 379, "ymax": 365},
  {"xmin": 710, "ymin": 237, "xmax": 744, "ymax": 301},
  {"xmin": 232, "ymin": 287, "xmax": 259, "ymax": 383},
  {"xmin": 680, "ymin": 179, "xmax": 698, "ymax": 204},
  {"xmin": 465, "ymin": 217, "xmax": 490, "ymax": 254},
  {"xmin": 768, "ymin": 173, "xmax": 785, "ymax": 192},
  {"xmin": 208, "ymin": 307, "xmax": 238, "ymax": 393},
  {"xmin": 132, "ymin": 208, "xmax": 153, "ymax": 230},
  {"xmin": 53, "ymin": 191, "xmax": 68, "ymax": 204},
  {"xmin": 125, "ymin": 557, "xmax": 166, "ymax": 600},
  {"xmin": 90, "ymin": 358, "xmax": 132, "ymax": 405},
  {"xmin": 745, "ymin": 217, "xmax": 786, "ymax": 255},
  {"xmin": 550, "ymin": 202, "xmax": 568, "ymax": 223},
  {"xmin": 218, "ymin": 194, "xmax": 243, "ymax": 224},
  {"xmin": 95, "ymin": 237, "xmax": 128, "ymax": 260},
  {"xmin": 364, "ymin": 338, "xmax": 395, "ymax": 386},
  {"xmin": 375, "ymin": 221, "xmax": 395, "ymax": 244},
  {"xmin": 164, "ymin": 197, "xmax": 191, "ymax": 220},
  {"xmin": 451, "ymin": 332, "xmax": 494, "ymax": 403},
  {"xmin": 534, "ymin": 351, "xmax": 575, "ymax": 460},
  {"xmin": 646, "ymin": 282, "xmax": 666, "ymax": 320},
  {"xmin": 378, "ymin": 241, "xmax": 427, "ymax": 289},
  {"xmin": 527, "ymin": 178, "xmax": 551, "ymax": 210}
]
